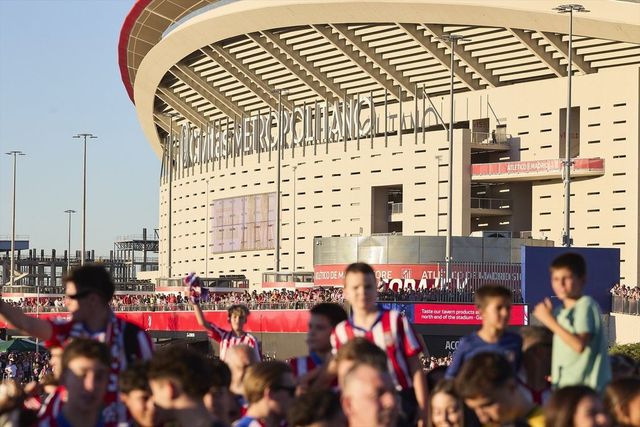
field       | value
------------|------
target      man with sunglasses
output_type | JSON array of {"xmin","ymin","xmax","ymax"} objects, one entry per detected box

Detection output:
[
  {"xmin": 234, "ymin": 361, "xmax": 296, "ymax": 427},
  {"xmin": 0, "ymin": 264, "xmax": 154, "ymax": 427}
]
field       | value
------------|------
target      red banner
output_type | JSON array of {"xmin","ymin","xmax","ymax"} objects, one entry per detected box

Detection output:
[
  {"xmin": 471, "ymin": 158, "xmax": 604, "ymax": 177},
  {"xmin": 0, "ymin": 310, "xmax": 311, "ymax": 334},
  {"xmin": 413, "ymin": 303, "xmax": 528, "ymax": 325}
]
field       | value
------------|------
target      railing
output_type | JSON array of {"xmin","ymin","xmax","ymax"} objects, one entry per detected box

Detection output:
[
  {"xmin": 262, "ymin": 272, "xmax": 314, "ymax": 284},
  {"xmin": 471, "ymin": 131, "xmax": 512, "ymax": 145},
  {"xmin": 612, "ymin": 295, "xmax": 640, "ymax": 316},
  {"xmin": 470, "ymin": 197, "xmax": 512, "ymax": 210},
  {"xmin": 389, "ymin": 203, "xmax": 403, "ymax": 214},
  {"xmin": 1, "ymin": 281, "xmax": 155, "ymax": 295},
  {"xmin": 0, "ymin": 235, "xmax": 29, "ymax": 240},
  {"xmin": 156, "ymin": 277, "xmax": 249, "ymax": 289}
]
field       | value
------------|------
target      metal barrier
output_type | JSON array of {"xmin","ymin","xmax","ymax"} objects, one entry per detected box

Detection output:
[
  {"xmin": 470, "ymin": 197, "xmax": 512, "ymax": 210},
  {"xmin": 612, "ymin": 295, "xmax": 640, "ymax": 316}
]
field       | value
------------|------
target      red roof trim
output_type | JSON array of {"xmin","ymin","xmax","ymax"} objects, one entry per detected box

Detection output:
[{"xmin": 118, "ymin": 0, "xmax": 153, "ymax": 104}]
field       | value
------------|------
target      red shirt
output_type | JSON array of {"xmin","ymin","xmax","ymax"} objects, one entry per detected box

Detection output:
[
  {"xmin": 207, "ymin": 323, "xmax": 261, "ymax": 362},
  {"xmin": 330, "ymin": 309, "xmax": 423, "ymax": 390}
]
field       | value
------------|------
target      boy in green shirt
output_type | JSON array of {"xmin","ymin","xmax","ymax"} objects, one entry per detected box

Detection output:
[{"xmin": 533, "ymin": 252, "xmax": 611, "ymax": 392}]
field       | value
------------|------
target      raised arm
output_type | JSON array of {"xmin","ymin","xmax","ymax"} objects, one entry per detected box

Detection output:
[
  {"xmin": 192, "ymin": 300, "xmax": 213, "ymax": 331},
  {"xmin": 0, "ymin": 300, "xmax": 52, "ymax": 341}
]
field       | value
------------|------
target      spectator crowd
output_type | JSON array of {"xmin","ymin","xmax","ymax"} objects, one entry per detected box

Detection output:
[
  {"xmin": 611, "ymin": 283, "xmax": 640, "ymax": 301},
  {"xmin": 0, "ymin": 259, "xmax": 637, "ymax": 427}
]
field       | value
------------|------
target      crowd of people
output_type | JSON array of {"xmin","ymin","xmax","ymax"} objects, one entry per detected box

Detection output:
[
  {"xmin": 0, "ymin": 258, "xmax": 636, "ymax": 427},
  {"xmin": 4, "ymin": 285, "xmax": 530, "ymax": 314},
  {"xmin": 611, "ymin": 284, "xmax": 640, "ymax": 301}
]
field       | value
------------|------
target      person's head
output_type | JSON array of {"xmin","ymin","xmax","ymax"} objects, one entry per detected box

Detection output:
[
  {"xmin": 430, "ymin": 379, "xmax": 463, "ymax": 427},
  {"xmin": 147, "ymin": 345, "xmax": 214, "ymax": 423},
  {"xmin": 550, "ymin": 253, "xmax": 587, "ymax": 301},
  {"xmin": 609, "ymin": 354, "xmax": 638, "ymax": 381},
  {"xmin": 119, "ymin": 362, "xmax": 154, "ymax": 427},
  {"xmin": 341, "ymin": 362, "xmax": 398, "ymax": 427},
  {"xmin": 519, "ymin": 326, "xmax": 552, "ymax": 352},
  {"xmin": 243, "ymin": 361, "xmax": 295, "ymax": 420},
  {"xmin": 60, "ymin": 339, "xmax": 110, "ymax": 413},
  {"xmin": 288, "ymin": 390, "xmax": 346, "ymax": 427},
  {"xmin": 48, "ymin": 345, "xmax": 64, "ymax": 379},
  {"xmin": 546, "ymin": 385, "xmax": 610, "ymax": 427},
  {"xmin": 475, "ymin": 285, "xmax": 512, "ymax": 331},
  {"xmin": 334, "ymin": 337, "xmax": 388, "ymax": 388},
  {"xmin": 40, "ymin": 373, "xmax": 59, "ymax": 395},
  {"xmin": 426, "ymin": 366, "xmax": 448, "ymax": 394},
  {"xmin": 63, "ymin": 264, "xmax": 115, "ymax": 320},
  {"xmin": 227, "ymin": 305, "xmax": 250, "ymax": 332},
  {"xmin": 604, "ymin": 378, "xmax": 640, "ymax": 427},
  {"xmin": 343, "ymin": 263, "xmax": 377, "ymax": 311},
  {"xmin": 226, "ymin": 344, "xmax": 259, "ymax": 396},
  {"xmin": 454, "ymin": 352, "xmax": 524, "ymax": 425},
  {"xmin": 204, "ymin": 358, "xmax": 238, "ymax": 424},
  {"xmin": 307, "ymin": 303, "xmax": 348, "ymax": 354}
]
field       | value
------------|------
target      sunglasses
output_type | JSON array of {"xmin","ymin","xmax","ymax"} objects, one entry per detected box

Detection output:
[
  {"xmin": 64, "ymin": 290, "xmax": 93, "ymax": 300},
  {"xmin": 272, "ymin": 384, "xmax": 296, "ymax": 397}
]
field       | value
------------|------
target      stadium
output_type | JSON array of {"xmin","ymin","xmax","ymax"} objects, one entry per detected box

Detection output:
[{"xmin": 119, "ymin": 0, "xmax": 639, "ymax": 291}]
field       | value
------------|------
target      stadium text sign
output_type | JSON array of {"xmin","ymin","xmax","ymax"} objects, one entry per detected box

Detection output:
[
  {"xmin": 413, "ymin": 303, "xmax": 528, "ymax": 326},
  {"xmin": 161, "ymin": 95, "xmax": 445, "ymax": 175}
]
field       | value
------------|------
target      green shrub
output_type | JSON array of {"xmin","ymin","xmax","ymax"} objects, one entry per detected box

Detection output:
[{"xmin": 610, "ymin": 342, "xmax": 640, "ymax": 361}]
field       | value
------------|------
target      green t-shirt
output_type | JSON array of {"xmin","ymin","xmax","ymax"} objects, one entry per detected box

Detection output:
[{"xmin": 551, "ymin": 295, "xmax": 611, "ymax": 392}]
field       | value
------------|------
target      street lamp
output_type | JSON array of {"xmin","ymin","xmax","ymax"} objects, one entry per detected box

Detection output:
[
  {"xmin": 271, "ymin": 89, "xmax": 289, "ymax": 273},
  {"xmin": 163, "ymin": 112, "xmax": 178, "ymax": 279},
  {"xmin": 5, "ymin": 151, "xmax": 25, "ymax": 288},
  {"xmin": 64, "ymin": 210, "xmax": 76, "ymax": 272},
  {"xmin": 440, "ymin": 34, "xmax": 469, "ymax": 282},
  {"xmin": 205, "ymin": 179, "xmax": 210, "ymax": 278},
  {"xmin": 292, "ymin": 165, "xmax": 297, "ymax": 274},
  {"xmin": 554, "ymin": 4, "xmax": 589, "ymax": 247},
  {"xmin": 72, "ymin": 133, "xmax": 97, "ymax": 265}
]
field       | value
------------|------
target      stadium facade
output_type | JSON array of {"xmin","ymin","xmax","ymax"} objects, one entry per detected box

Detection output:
[{"xmin": 119, "ymin": 0, "xmax": 640, "ymax": 288}]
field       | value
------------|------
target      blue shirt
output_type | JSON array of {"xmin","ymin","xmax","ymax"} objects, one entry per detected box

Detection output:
[{"xmin": 445, "ymin": 331, "xmax": 523, "ymax": 378}]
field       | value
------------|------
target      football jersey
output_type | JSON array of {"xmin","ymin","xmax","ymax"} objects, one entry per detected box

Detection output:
[
  {"xmin": 331, "ymin": 309, "xmax": 423, "ymax": 390},
  {"xmin": 207, "ymin": 322, "xmax": 261, "ymax": 362}
]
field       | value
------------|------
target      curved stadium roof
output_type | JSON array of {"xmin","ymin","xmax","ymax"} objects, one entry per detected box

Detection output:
[{"xmin": 118, "ymin": 0, "xmax": 640, "ymax": 156}]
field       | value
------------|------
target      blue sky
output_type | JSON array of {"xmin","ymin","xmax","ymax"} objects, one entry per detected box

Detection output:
[{"xmin": 0, "ymin": 0, "xmax": 158, "ymax": 256}]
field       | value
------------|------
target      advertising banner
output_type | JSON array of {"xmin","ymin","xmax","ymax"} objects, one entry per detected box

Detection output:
[
  {"xmin": 0, "ymin": 310, "xmax": 311, "ymax": 334},
  {"xmin": 413, "ymin": 303, "xmax": 528, "ymax": 326},
  {"xmin": 314, "ymin": 263, "xmax": 521, "ymax": 291}
]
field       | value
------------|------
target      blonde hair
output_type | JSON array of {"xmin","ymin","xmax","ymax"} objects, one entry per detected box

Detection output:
[{"xmin": 243, "ymin": 361, "xmax": 291, "ymax": 404}]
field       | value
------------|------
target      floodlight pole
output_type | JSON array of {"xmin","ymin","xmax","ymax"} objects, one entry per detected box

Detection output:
[
  {"xmin": 73, "ymin": 133, "xmax": 97, "ymax": 265},
  {"xmin": 441, "ymin": 34, "xmax": 469, "ymax": 282},
  {"xmin": 64, "ymin": 210, "xmax": 76, "ymax": 272},
  {"xmin": 6, "ymin": 151, "xmax": 25, "ymax": 288},
  {"xmin": 554, "ymin": 4, "xmax": 589, "ymax": 247}
]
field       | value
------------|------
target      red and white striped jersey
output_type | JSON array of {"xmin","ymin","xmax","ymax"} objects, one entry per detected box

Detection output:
[
  {"xmin": 330, "ymin": 309, "xmax": 423, "ymax": 390},
  {"xmin": 288, "ymin": 353, "xmax": 321, "ymax": 378},
  {"xmin": 37, "ymin": 387, "xmax": 64, "ymax": 427},
  {"xmin": 207, "ymin": 323, "xmax": 261, "ymax": 362}
]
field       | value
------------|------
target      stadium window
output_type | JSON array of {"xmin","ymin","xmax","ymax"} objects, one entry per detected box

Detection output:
[
  {"xmin": 613, "ymin": 138, "xmax": 626, "ymax": 142},
  {"xmin": 613, "ymin": 224, "xmax": 625, "ymax": 228},
  {"xmin": 587, "ymin": 140, "xmax": 600, "ymax": 144},
  {"xmin": 587, "ymin": 192, "xmax": 600, "ymax": 196},
  {"xmin": 587, "ymin": 209, "xmax": 600, "ymax": 213},
  {"xmin": 587, "ymin": 226, "xmax": 599, "ymax": 230},
  {"xmin": 587, "ymin": 106, "xmax": 600, "ymax": 110},
  {"xmin": 612, "ymin": 207, "xmax": 626, "ymax": 211},
  {"xmin": 540, "ymin": 129, "xmax": 552, "ymax": 133},
  {"xmin": 540, "ymin": 112, "xmax": 552, "ymax": 116},
  {"xmin": 613, "ymin": 103, "xmax": 626, "ymax": 107},
  {"xmin": 518, "ymin": 115, "xmax": 529, "ymax": 119},
  {"xmin": 392, "ymin": 167, "xmax": 403, "ymax": 171},
  {"xmin": 372, "ymin": 169, "xmax": 381, "ymax": 173},
  {"xmin": 518, "ymin": 131, "xmax": 529, "ymax": 135},
  {"xmin": 613, "ymin": 120, "xmax": 626, "ymax": 125},
  {"xmin": 415, "ymin": 165, "xmax": 426, "ymax": 169},
  {"xmin": 540, "ymin": 212, "xmax": 551, "ymax": 215},
  {"xmin": 588, "ymin": 123, "xmax": 600, "ymax": 127}
]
